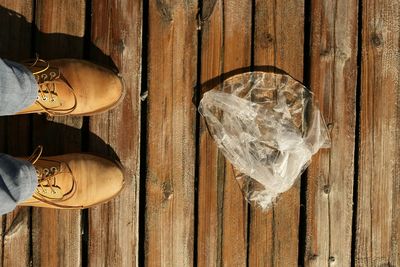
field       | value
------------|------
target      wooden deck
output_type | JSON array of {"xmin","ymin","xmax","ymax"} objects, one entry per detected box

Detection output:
[{"xmin": 0, "ymin": 0, "xmax": 399, "ymax": 266}]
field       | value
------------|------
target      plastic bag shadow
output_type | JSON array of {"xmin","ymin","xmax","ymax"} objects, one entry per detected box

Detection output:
[{"xmin": 193, "ymin": 65, "xmax": 292, "ymax": 106}]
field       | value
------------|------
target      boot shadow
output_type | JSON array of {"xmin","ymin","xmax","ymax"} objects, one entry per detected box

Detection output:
[{"xmin": 0, "ymin": 4, "xmax": 120, "ymax": 159}]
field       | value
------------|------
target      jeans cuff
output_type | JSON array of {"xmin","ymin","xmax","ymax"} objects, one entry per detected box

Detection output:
[
  {"xmin": 3, "ymin": 59, "xmax": 38, "ymax": 111},
  {"xmin": 17, "ymin": 159, "xmax": 38, "ymax": 203}
]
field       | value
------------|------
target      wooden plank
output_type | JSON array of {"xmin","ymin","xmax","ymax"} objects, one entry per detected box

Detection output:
[
  {"xmin": 144, "ymin": 0, "xmax": 197, "ymax": 266},
  {"xmin": 249, "ymin": 1, "xmax": 304, "ymax": 266},
  {"xmin": 197, "ymin": 1, "xmax": 251, "ymax": 266},
  {"xmin": 197, "ymin": 1, "xmax": 223, "ymax": 265},
  {"xmin": 220, "ymin": 2, "xmax": 251, "ymax": 266},
  {"xmin": 0, "ymin": 2, "xmax": 34, "ymax": 267},
  {"xmin": 87, "ymin": 1, "xmax": 142, "ymax": 266},
  {"xmin": 356, "ymin": 1, "xmax": 400, "ymax": 266},
  {"xmin": 3, "ymin": 208, "xmax": 30, "ymax": 267},
  {"xmin": 32, "ymin": 0, "xmax": 85, "ymax": 266},
  {"xmin": 305, "ymin": 0, "xmax": 358, "ymax": 266}
]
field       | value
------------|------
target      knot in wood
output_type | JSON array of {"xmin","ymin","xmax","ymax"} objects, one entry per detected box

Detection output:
[
  {"xmin": 371, "ymin": 33, "xmax": 382, "ymax": 47},
  {"xmin": 260, "ymin": 33, "xmax": 274, "ymax": 48},
  {"xmin": 309, "ymin": 254, "xmax": 318, "ymax": 261},
  {"xmin": 162, "ymin": 181, "xmax": 174, "ymax": 200},
  {"xmin": 323, "ymin": 184, "xmax": 331, "ymax": 194}
]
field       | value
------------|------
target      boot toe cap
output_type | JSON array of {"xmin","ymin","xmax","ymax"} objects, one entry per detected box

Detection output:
[
  {"xmin": 50, "ymin": 59, "xmax": 125, "ymax": 115},
  {"xmin": 67, "ymin": 154, "xmax": 125, "ymax": 208}
]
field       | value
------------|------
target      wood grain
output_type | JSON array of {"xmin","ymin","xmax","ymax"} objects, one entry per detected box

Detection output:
[
  {"xmin": 32, "ymin": 0, "xmax": 85, "ymax": 266},
  {"xmin": 0, "ymin": 2, "xmax": 34, "ymax": 267},
  {"xmin": 144, "ymin": 0, "xmax": 197, "ymax": 266},
  {"xmin": 197, "ymin": 1, "xmax": 251, "ymax": 266},
  {"xmin": 88, "ymin": 0, "xmax": 142, "ymax": 266},
  {"xmin": 356, "ymin": 1, "xmax": 400, "ymax": 266},
  {"xmin": 305, "ymin": 0, "xmax": 358, "ymax": 266},
  {"xmin": 249, "ymin": 1, "xmax": 304, "ymax": 266}
]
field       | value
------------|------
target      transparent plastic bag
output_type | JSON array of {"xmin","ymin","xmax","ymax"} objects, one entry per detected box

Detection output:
[{"xmin": 199, "ymin": 71, "xmax": 330, "ymax": 210}]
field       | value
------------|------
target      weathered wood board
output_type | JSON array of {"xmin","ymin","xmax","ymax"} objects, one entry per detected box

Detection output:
[
  {"xmin": 356, "ymin": 1, "xmax": 400, "ymax": 266},
  {"xmin": 250, "ymin": 1, "xmax": 305, "ymax": 266},
  {"xmin": 88, "ymin": 0, "xmax": 142, "ymax": 266},
  {"xmin": 305, "ymin": 0, "xmax": 358, "ymax": 266},
  {"xmin": 197, "ymin": 0, "xmax": 224, "ymax": 266},
  {"xmin": 144, "ymin": 0, "xmax": 197, "ymax": 266},
  {"xmin": 0, "ymin": 2, "xmax": 34, "ymax": 266},
  {"xmin": 197, "ymin": 1, "xmax": 251, "ymax": 266},
  {"xmin": 32, "ymin": 0, "xmax": 85, "ymax": 266}
]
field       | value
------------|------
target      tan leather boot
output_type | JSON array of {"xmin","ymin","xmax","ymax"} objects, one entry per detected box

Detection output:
[
  {"xmin": 18, "ymin": 146, "xmax": 125, "ymax": 209},
  {"xmin": 17, "ymin": 57, "xmax": 124, "ymax": 116}
]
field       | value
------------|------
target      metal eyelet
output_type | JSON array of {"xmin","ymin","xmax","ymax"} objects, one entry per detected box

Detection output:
[
  {"xmin": 42, "ymin": 97, "xmax": 48, "ymax": 101},
  {"xmin": 50, "ymin": 72, "xmax": 57, "ymax": 79},
  {"xmin": 50, "ymin": 167, "xmax": 58, "ymax": 172}
]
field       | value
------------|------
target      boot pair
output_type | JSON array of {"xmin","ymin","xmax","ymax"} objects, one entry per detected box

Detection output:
[{"xmin": 16, "ymin": 58, "xmax": 125, "ymax": 209}]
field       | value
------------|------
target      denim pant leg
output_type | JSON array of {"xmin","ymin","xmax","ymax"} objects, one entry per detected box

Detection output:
[
  {"xmin": 0, "ymin": 58, "xmax": 38, "ymax": 214},
  {"xmin": 0, "ymin": 58, "xmax": 38, "ymax": 115},
  {"xmin": 0, "ymin": 155, "xmax": 37, "ymax": 214}
]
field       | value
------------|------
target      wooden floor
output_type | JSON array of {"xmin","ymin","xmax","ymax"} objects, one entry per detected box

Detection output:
[{"xmin": 0, "ymin": 0, "xmax": 399, "ymax": 266}]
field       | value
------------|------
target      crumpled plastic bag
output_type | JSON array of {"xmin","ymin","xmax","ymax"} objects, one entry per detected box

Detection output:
[{"xmin": 199, "ymin": 71, "xmax": 330, "ymax": 209}]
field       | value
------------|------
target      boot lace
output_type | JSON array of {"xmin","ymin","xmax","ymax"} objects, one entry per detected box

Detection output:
[
  {"xmin": 28, "ymin": 145, "xmax": 78, "ymax": 208},
  {"xmin": 24, "ymin": 56, "xmax": 78, "ymax": 116}
]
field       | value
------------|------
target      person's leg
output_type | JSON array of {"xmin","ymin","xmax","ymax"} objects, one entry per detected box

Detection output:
[
  {"xmin": 0, "ymin": 154, "xmax": 37, "ymax": 214},
  {"xmin": 0, "ymin": 58, "xmax": 38, "ymax": 214},
  {"xmin": 0, "ymin": 58, "xmax": 38, "ymax": 115}
]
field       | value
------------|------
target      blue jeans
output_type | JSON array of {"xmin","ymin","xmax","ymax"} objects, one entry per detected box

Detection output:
[{"xmin": 0, "ymin": 59, "xmax": 38, "ymax": 215}]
